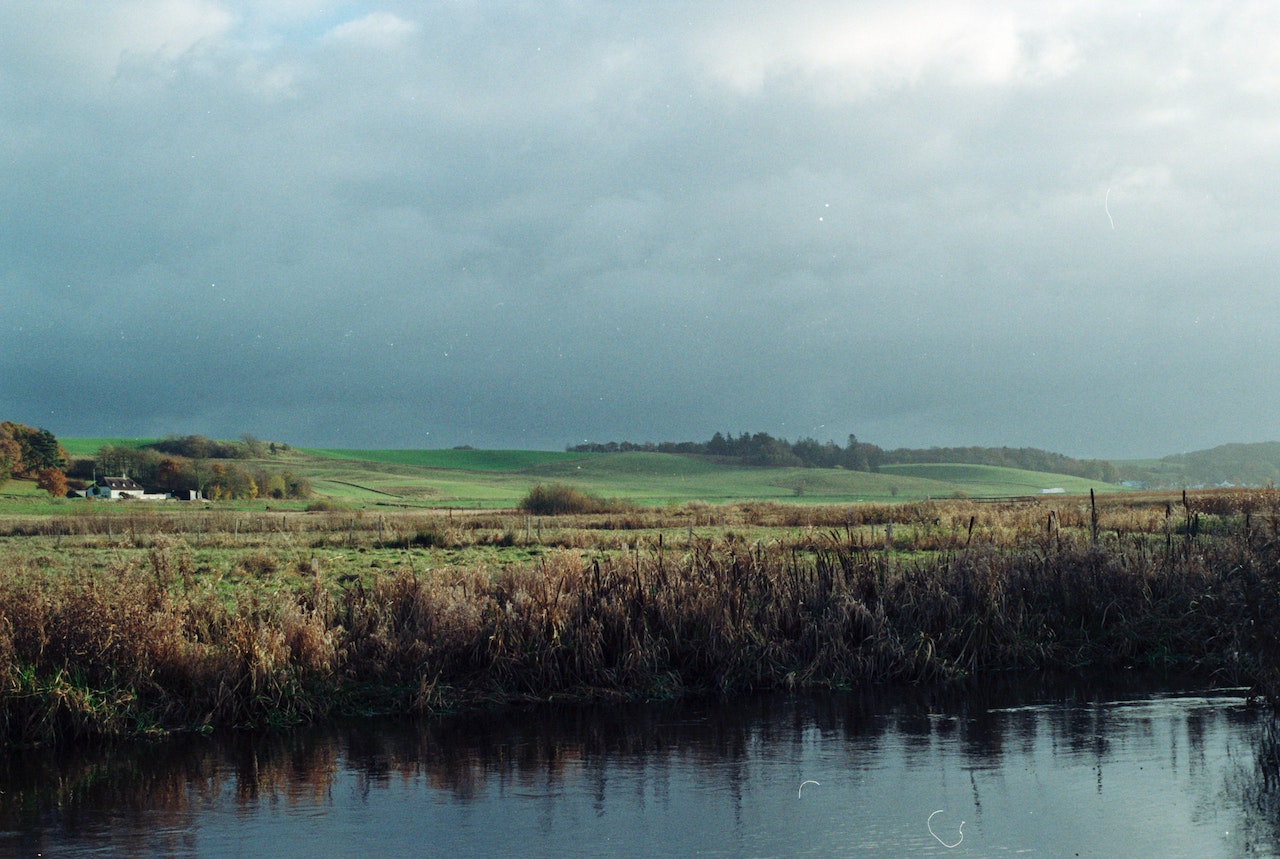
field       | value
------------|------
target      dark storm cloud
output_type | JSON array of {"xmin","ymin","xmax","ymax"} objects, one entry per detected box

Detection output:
[{"xmin": 4, "ymin": 1, "xmax": 1280, "ymax": 457}]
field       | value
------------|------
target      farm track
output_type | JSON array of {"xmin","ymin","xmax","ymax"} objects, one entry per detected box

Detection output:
[{"xmin": 324, "ymin": 479, "xmax": 404, "ymax": 498}]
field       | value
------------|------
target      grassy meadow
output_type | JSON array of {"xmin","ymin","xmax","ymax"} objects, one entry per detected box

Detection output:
[
  {"xmin": 2, "ymin": 440, "xmax": 1128, "ymax": 511},
  {"xmin": 3, "ymin": 475, "xmax": 1280, "ymax": 746},
  {"xmin": 199, "ymin": 446, "xmax": 1116, "ymax": 508},
  {"xmin": 58, "ymin": 438, "xmax": 158, "ymax": 458}
]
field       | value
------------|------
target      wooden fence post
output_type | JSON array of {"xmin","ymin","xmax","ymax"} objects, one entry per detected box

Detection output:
[{"xmin": 1090, "ymin": 489, "xmax": 1098, "ymax": 544}]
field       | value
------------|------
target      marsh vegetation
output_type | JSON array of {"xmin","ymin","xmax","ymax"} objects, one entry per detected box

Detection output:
[{"xmin": 2, "ymin": 488, "xmax": 1280, "ymax": 746}]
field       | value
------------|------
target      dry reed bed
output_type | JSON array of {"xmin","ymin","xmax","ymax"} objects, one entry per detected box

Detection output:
[
  {"xmin": 4, "ymin": 486, "xmax": 1273, "ymax": 550},
  {"xmin": 4, "ymin": 490, "xmax": 1280, "ymax": 747}
]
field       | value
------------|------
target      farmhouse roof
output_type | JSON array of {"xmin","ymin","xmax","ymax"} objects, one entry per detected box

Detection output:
[{"xmin": 98, "ymin": 476, "xmax": 144, "ymax": 491}]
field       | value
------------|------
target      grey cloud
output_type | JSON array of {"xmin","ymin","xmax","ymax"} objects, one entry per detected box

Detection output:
[{"xmin": 3, "ymin": 2, "xmax": 1279, "ymax": 458}]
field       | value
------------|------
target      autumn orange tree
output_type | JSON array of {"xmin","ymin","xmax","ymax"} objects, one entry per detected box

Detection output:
[
  {"xmin": 0, "ymin": 438, "xmax": 19, "ymax": 490},
  {"xmin": 203, "ymin": 462, "xmax": 258, "ymax": 500},
  {"xmin": 36, "ymin": 467, "xmax": 68, "ymax": 497},
  {"xmin": 0, "ymin": 422, "xmax": 68, "ymax": 488}
]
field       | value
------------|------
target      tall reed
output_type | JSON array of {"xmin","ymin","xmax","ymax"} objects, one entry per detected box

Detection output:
[{"xmin": 4, "ymin": 490, "xmax": 1280, "ymax": 746}]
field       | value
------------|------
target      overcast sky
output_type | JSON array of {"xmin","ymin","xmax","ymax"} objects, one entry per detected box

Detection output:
[{"xmin": 3, "ymin": 1, "xmax": 1278, "ymax": 458}]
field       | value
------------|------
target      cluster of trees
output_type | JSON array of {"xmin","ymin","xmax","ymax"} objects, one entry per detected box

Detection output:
[
  {"xmin": 1, "ymin": 423, "xmax": 310, "ymax": 500},
  {"xmin": 0, "ymin": 422, "xmax": 68, "ymax": 494},
  {"xmin": 76, "ymin": 443, "xmax": 311, "ymax": 500},
  {"xmin": 148, "ymin": 434, "xmax": 289, "ymax": 459},
  {"xmin": 569, "ymin": 431, "xmax": 1119, "ymax": 482}
]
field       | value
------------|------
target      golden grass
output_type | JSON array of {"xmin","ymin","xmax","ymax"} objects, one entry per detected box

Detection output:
[{"xmin": 3, "ymin": 487, "xmax": 1280, "ymax": 746}]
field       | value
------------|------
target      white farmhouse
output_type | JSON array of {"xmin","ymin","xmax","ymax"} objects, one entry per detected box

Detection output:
[{"xmin": 85, "ymin": 476, "xmax": 168, "ymax": 500}]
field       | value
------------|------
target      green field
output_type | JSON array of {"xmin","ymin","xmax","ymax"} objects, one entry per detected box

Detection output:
[
  {"xmin": 305, "ymin": 448, "xmax": 596, "ymax": 471},
  {"xmin": 20, "ymin": 441, "xmax": 1129, "ymax": 509},
  {"xmin": 877, "ymin": 463, "xmax": 1106, "ymax": 496},
  {"xmin": 256, "ymin": 448, "xmax": 1124, "ymax": 507},
  {"xmin": 59, "ymin": 437, "xmax": 158, "ymax": 457}
]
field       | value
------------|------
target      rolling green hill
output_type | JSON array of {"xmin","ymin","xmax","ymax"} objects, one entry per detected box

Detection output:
[
  {"xmin": 305, "ymin": 448, "xmax": 595, "ymax": 471},
  {"xmin": 44, "ymin": 439, "xmax": 1131, "ymax": 508},
  {"xmin": 59, "ymin": 437, "xmax": 158, "ymax": 457},
  {"xmin": 878, "ymin": 463, "xmax": 1106, "ymax": 497},
  {"xmin": 266, "ymin": 449, "xmax": 1122, "ymax": 507}
]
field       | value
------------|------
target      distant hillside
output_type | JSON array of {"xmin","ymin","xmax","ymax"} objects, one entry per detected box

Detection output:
[
  {"xmin": 569, "ymin": 432, "xmax": 1117, "ymax": 481},
  {"xmin": 1116, "ymin": 442, "xmax": 1280, "ymax": 488},
  {"xmin": 306, "ymin": 448, "xmax": 593, "ymax": 472},
  {"xmin": 43, "ymin": 441, "xmax": 1128, "ymax": 507},
  {"xmin": 289, "ymin": 451, "xmax": 1120, "ymax": 506},
  {"xmin": 880, "ymin": 445, "xmax": 1119, "ymax": 483}
]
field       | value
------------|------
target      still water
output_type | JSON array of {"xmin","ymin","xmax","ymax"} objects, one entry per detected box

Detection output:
[{"xmin": 3, "ymin": 677, "xmax": 1279, "ymax": 857}]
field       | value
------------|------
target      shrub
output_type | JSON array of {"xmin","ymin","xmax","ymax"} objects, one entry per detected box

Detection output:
[
  {"xmin": 305, "ymin": 499, "xmax": 342, "ymax": 512},
  {"xmin": 518, "ymin": 484, "xmax": 623, "ymax": 516},
  {"xmin": 238, "ymin": 551, "xmax": 279, "ymax": 576},
  {"xmin": 385, "ymin": 529, "xmax": 448, "ymax": 549}
]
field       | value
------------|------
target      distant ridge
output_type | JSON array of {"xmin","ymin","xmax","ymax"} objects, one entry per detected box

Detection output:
[
  {"xmin": 53, "ymin": 434, "xmax": 1280, "ymax": 495},
  {"xmin": 569, "ymin": 433, "xmax": 1118, "ymax": 482},
  {"xmin": 1118, "ymin": 441, "xmax": 1280, "ymax": 488}
]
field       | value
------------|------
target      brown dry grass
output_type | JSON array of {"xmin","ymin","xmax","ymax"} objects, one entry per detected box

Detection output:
[{"xmin": 3, "ymin": 487, "xmax": 1280, "ymax": 746}]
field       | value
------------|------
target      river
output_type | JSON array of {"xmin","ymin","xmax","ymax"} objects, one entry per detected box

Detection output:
[{"xmin": 2, "ymin": 675, "xmax": 1277, "ymax": 857}]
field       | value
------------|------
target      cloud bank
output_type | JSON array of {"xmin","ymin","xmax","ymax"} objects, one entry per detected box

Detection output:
[{"xmin": 4, "ymin": 1, "xmax": 1279, "ymax": 457}]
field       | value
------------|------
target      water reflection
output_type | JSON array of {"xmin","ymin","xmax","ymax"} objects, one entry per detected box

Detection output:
[{"xmin": 2, "ymin": 675, "xmax": 1278, "ymax": 857}]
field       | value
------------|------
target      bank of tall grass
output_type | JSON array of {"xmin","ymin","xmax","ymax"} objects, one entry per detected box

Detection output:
[{"xmin": 4, "ymin": 489, "xmax": 1280, "ymax": 746}]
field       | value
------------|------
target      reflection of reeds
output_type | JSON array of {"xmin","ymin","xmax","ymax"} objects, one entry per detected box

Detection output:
[
  {"xmin": 4, "ymin": 489, "xmax": 1280, "ymax": 746},
  {"xmin": 1, "ymin": 681, "xmax": 1263, "ymax": 844}
]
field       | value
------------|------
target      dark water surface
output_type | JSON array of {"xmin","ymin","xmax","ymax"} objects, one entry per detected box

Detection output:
[{"xmin": 3, "ymin": 677, "xmax": 1279, "ymax": 857}]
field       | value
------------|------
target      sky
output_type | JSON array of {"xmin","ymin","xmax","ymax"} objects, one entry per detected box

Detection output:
[{"xmin": 3, "ymin": 1, "xmax": 1279, "ymax": 459}]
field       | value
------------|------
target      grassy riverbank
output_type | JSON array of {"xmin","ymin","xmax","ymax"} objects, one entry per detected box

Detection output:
[{"xmin": 2, "ymin": 489, "xmax": 1279, "ymax": 746}]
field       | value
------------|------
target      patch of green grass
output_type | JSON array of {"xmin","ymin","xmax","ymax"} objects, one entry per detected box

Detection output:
[
  {"xmin": 506, "ymin": 453, "xmax": 957, "ymax": 503},
  {"xmin": 60, "ymin": 438, "xmax": 158, "ymax": 457},
  {"xmin": 303, "ymin": 448, "xmax": 595, "ymax": 472},
  {"xmin": 0, "ymin": 479, "xmax": 43, "ymax": 497},
  {"xmin": 285, "ymin": 450, "xmax": 1124, "ymax": 507},
  {"xmin": 878, "ymin": 463, "xmax": 1113, "ymax": 496},
  {"xmin": 531, "ymin": 451, "xmax": 722, "ymax": 478}
]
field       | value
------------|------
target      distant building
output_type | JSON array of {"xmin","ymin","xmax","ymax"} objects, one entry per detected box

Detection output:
[
  {"xmin": 85, "ymin": 476, "xmax": 168, "ymax": 501},
  {"xmin": 85, "ymin": 476, "xmax": 145, "ymax": 499}
]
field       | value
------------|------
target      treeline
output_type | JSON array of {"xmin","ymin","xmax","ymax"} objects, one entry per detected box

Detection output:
[
  {"xmin": 147, "ymin": 434, "xmax": 289, "ymax": 460},
  {"xmin": 569, "ymin": 432, "xmax": 1119, "ymax": 482},
  {"xmin": 0, "ymin": 425, "xmax": 311, "ymax": 500},
  {"xmin": 569, "ymin": 432, "xmax": 886, "ymax": 470},
  {"xmin": 66, "ymin": 434, "xmax": 309, "ymax": 500},
  {"xmin": 0, "ymin": 422, "xmax": 69, "ymax": 493}
]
